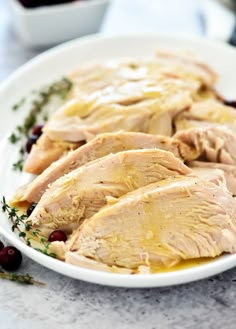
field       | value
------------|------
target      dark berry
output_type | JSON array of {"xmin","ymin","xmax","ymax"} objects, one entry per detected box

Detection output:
[
  {"xmin": 0, "ymin": 241, "xmax": 4, "ymax": 251},
  {"xmin": 25, "ymin": 135, "xmax": 38, "ymax": 153},
  {"xmin": 18, "ymin": 0, "xmax": 41, "ymax": 8},
  {"xmin": 32, "ymin": 124, "xmax": 44, "ymax": 137},
  {"xmin": 0, "ymin": 247, "xmax": 22, "ymax": 271},
  {"xmin": 26, "ymin": 202, "xmax": 37, "ymax": 217},
  {"xmin": 223, "ymin": 100, "xmax": 236, "ymax": 108},
  {"xmin": 42, "ymin": 0, "xmax": 75, "ymax": 5},
  {"xmin": 48, "ymin": 230, "xmax": 67, "ymax": 242},
  {"xmin": 18, "ymin": 0, "xmax": 74, "ymax": 8}
]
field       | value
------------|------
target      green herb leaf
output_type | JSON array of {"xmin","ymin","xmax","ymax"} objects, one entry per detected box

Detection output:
[
  {"xmin": 8, "ymin": 133, "xmax": 21, "ymax": 144},
  {"xmin": 1, "ymin": 197, "xmax": 57, "ymax": 258},
  {"xmin": 0, "ymin": 271, "xmax": 45, "ymax": 286},
  {"xmin": 12, "ymin": 159, "xmax": 24, "ymax": 172},
  {"xmin": 12, "ymin": 97, "xmax": 25, "ymax": 111},
  {"xmin": 9, "ymin": 77, "xmax": 73, "ymax": 170}
]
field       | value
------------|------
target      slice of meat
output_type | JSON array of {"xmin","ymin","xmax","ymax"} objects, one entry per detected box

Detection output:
[
  {"xmin": 174, "ymin": 126, "xmax": 236, "ymax": 165},
  {"xmin": 174, "ymin": 117, "xmax": 215, "ymax": 131},
  {"xmin": 43, "ymin": 77, "xmax": 193, "ymax": 142},
  {"xmin": 49, "ymin": 240, "xmax": 137, "ymax": 273},
  {"xmin": 28, "ymin": 149, "xmax": 192, "ymax": 236},
  {"xmin": 155, "ymin": 50, "xmax": 217, "ymax": 88},
  {"xmin": 65, "ymin": 253, "xmax": 133, "ymax": 274},
  {"xmin": 25, "ymin": 78, "xmax": 193, "ymax": 174},
  {"xmin": 190, "ymin": 161, "xmax": 236, "ymax": 195},
  {"xmin": 174, "ymin": 99, "xmax": 236, "ymax": 133},
  {"xmin": 24, "ymin": 134, "xmax": 83, "ymax": 175},
  {"xmin": 14, "ymin": 132, "xmax": 192, "ymax": 204},
  {"xmin": 191, "ymin": 167, "xmax": 226, "ymax": 186},
  {"xmin": 24, "ymin": 54, "xmax": 217, "ymax": 173},
  {"xmin": 70, "ymin": 55, "xmax": 217, "ymax": 99},
  {"xmin": 66, "ymin": 175, "xmax": 236, "ymax": 270}
]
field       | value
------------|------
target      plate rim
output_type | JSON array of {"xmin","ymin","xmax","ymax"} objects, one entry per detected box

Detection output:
[{"xmin": 1, "ymin": 215, "xmax": 236, "ymax": 288}]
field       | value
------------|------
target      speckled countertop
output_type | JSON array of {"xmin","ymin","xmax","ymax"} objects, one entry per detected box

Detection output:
[{"xmin": 1, "ymin": 1, "xmax": 236, "ymax": 328}]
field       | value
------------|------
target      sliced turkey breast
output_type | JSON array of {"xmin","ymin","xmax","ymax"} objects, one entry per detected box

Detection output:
[
  {"xmin": 14, "ymin": 132, "xmax": 192, "ymax": 205},
  {"xmin": 155, "ymin": 50, "xmax": 217, "ymax": 88},
  {"xmin": 191, "ymin": 167, "xmax": 226, "ymax": 187},
  {"xmin": 66, "ymin": 175, "xmax": 236, "ymax": 270},
  {"xmin": 28, "ymin": 149, "xmax": 192, "ymax": 235},
  {"xmin": 174, "ymin": 126, "xmax": 236, "ymax": 165},
  {"xmin": 174, "ymin": 99, "xmax": 236, "ymax": 132},
  {"xmin": 23, "ymin": 134, "xmax": 83, "ymax": 175},
  {"xmin": 24, "ymin": 54, "xmax": 217, "ymax": 174},
  {"xmin": 190, "ymin": 161, "xmax": 236, "ymax": 195},
  {"xmin": 70, "ymin": 55, "xmax": 217, "ymax": 99},
  {"xmin": 43, "ymin": 78, "xmax": 193, "ymax": 143}
]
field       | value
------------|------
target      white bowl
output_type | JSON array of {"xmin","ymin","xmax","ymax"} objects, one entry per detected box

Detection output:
[
  {"xmin": 7, "ymin": 0, "xmax": 110, "ymax": 47},
  {"xmin": 0, "ymin": 34, "xmax": 236, "ymax": 287}
]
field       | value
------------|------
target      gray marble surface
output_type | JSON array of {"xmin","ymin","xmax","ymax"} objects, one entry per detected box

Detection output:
[{"xmin": 1, "ymin": 1, "xmax": 236, "ymax": 328}]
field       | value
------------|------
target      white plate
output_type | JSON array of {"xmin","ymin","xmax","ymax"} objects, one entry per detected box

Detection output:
[{"xmin": 0, "ymin": 34, "xmax": 236, "ymax": 288}]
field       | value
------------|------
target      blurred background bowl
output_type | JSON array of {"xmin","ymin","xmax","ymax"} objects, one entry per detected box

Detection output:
[{"xmin": 7, "ymin": 0, "xmax": 110, "ymax": 48}]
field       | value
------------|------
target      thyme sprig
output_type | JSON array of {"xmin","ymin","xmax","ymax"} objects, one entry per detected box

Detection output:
[
  {"xmin": 12, "ymin": 159, "xmax": 24, "ymax": 172},
  {"xmin": 1, "ymin": 196, "xmax": 32, "ymax": 245},
  {"xmin": 0, "ymin": 270, "xmax": 45, "ymax": 286},
  {"xmin": 12, "ymin": 97, "xmax": 26, "ymax": 111},
  {"xmin": 9, "ymin": 133, "xmax": 21, "ymax": 144},
  {"xmin": 1, "ymin": 197, "xmax": 56, "ymax": 258},
  {"xmin": 35, "ymin": 238, "xmax": 56, "ymax": 258},
  {"xmin": 10, "ymin": 77, "xmax": 73, "ymax": 171}
]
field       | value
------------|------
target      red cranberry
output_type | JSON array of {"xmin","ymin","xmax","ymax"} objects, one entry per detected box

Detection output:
[
  {"xmin": 48, "ymin": 230, "xmax": 67, "ymax": 242},
  {"xmin": 0, "ymin": 247, "xmax": 22, "ymax": 271},
  {"xmin": 223, "ymin": 100, "xmax": 236, "ymax": 108},
  {"xmin": 32, "ymin": 124, "xmax": 44, "ymax": 137},
  {"xmin": 0, "ymin": 241, "xmax": 4, "ymax": 251},
  {"xmin": 26, "ymin": 202, "xmax": 37, "ymax": 217},
  {"xmin": 25, "ymin": 135, "xmax": 38, "ymax": 153}
]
